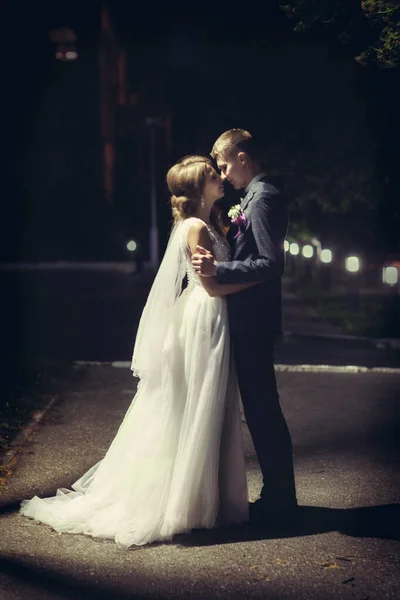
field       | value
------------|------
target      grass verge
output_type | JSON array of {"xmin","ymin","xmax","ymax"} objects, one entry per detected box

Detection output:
[{"xmin": 296, "ymin": 280, "xmax": 400, "ymax": 338}]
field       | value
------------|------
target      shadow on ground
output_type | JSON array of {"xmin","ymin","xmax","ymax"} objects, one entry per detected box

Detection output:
[
  {"xmin": 0, "ymin": 505, "xmax": 398, "ymax": 599},
  {"xmin": 0, "ymin": 556, "xmax": 139, "ymax": 600},
  {"xmin": 1, "ymin": 502, "xmax": 399, "ymax": 543},
  {"xmin": 177, "ymin": 504, "xmax": 400, "ymax": 545}
]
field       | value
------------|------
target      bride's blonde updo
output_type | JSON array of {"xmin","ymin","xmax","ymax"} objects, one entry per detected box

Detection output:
[{"xmin": 167, "ymin": 155, "xmax": 212, "ymax": 222}]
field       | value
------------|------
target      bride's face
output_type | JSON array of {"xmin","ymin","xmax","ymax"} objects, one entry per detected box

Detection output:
[{"xmin": 202, "ymin": 168, "xmax": 224, "ymax": 206}]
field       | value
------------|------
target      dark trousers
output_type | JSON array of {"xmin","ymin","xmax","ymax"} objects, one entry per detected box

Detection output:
[{"xmin": 232, "ymin": 332, "xmax": 297, "ymax": 509}]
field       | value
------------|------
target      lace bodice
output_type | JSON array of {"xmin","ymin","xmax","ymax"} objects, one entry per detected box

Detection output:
[{"xmin": 181, "ymin": 217, "xmax": 230, "ymax": 287}]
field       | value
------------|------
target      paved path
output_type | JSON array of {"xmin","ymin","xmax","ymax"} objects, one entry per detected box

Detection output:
[
  {"xmin": 1, "ymin": 267, "xmax": 399, "ymax": 598},
  {"xmin": 1, "ymin": 364, "xmax": 399, "ymax": 600}
]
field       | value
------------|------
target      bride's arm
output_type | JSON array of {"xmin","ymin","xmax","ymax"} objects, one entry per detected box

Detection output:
[{"xmin": 187, "ymin": 221, "xmax": 261, "ymax": 297}]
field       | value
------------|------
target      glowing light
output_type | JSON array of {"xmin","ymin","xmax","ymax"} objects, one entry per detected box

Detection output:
[
  {"xmin": 382, "ymin": 266, "xmax": 398, "ymax": 285},
  {"xmin": 302, "ymin": 244, "xmax": 314, "ymax": 258},
  {"xmin": 320, "ymin": 249, "xmax": 332, "ymax": 264},
  {"xmin": 345, "ymin": 256, "xmax": 360, "ymax": 273},
  {"xmin": 289, "ymin": 243, "xmax": 299, "ymax": 256},
  {"xmin": 127, "ymin": 240, "xmax": 137, "ymax": 252},
  {"xmin": 284, "ymin": 240, "xmax": 289, "ymax": 252},
  {"xmin": 55, "ymin": 50, "xmax": 78, "ymax": 61}
]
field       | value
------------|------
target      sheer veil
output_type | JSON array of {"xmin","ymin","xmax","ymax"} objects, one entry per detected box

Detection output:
[{"xmin": 131, "ymin": 220, "xmax": 187, "ymax": 383}]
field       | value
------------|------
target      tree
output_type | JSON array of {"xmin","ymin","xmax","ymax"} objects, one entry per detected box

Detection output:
[
  {"xmin": 281, "ymin": 0, "xmax": 400, "ymax": 68},
  {"xmin": 281, "ymin": 1, "xmax": 400, "ymax": 253}
]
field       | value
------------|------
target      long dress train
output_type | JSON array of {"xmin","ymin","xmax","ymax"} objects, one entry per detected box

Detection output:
[{"xmin": 20, "ymin": 218, "xmax": 248, "ymax": 548}]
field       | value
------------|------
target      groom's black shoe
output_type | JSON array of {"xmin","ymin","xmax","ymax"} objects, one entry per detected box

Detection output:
[{"xmin": 249, "ymin": 499, "xmax": 300, "ymax": 532}]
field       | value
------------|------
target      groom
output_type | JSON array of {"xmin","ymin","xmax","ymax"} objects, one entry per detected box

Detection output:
[{"xmin": 192, "ymin": 129, "xmax": 298, "ymax": 528}]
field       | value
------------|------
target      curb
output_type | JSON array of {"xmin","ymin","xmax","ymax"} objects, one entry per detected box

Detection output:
[
  {"xmin": 0, "ymin": 396, "xmax": 57, "ymax": 468},
  {"xmin": 73, "ymin": 360, "xmax": 400, "ymax": 375},
  {"xmin": 0, "ymin": 262, "xmax": 136, "ymax": 273},
  {"xmin": 283, "ymin": 330, "xmax": 400, "ymax": 350}
]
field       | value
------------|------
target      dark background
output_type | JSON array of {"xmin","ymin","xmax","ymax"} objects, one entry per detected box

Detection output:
[{"xmin": 3, "ymin": 0, "xmax": 400, "ymax": 264}]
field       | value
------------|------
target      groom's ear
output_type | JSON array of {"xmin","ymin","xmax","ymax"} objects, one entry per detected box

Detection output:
[{"xmin": 237, "ymin": 151, "xmax": 247, "ymax": 167}]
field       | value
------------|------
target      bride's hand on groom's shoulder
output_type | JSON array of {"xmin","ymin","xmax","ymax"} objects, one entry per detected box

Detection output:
[{"xmin": 192, "ymin": 246, "xmax": 217, "ymax": 277}]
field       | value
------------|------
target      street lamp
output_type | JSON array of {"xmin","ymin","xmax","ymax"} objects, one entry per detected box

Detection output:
[
  {"xmin": 127, "ymin": 240, "xmax": 137, "ymax": 252},
  {"xmin": 145, "ymin": 116, "xmax": 165, "ymax": 270},
  {"xmin": 382, "ymin": 265, "xmax": 399, "ymax": 294},
  {"xmin": 302, "ymin": 244, "xmax": 314, "ymax": 258},
  {"xmin": 318, "ymin": 248, "xmax": 333, "ymax": 291},
  {"xmin": 49, "ymin": 27, "xmax": 78, "ymax": 61},
  {"xmin": 287, "ymin": 241, "xmax": 299, "ymax": 280},
  {"xmin": 300, "ymin": 244, "xmax": 314, "ymax": 282},
  {"xmin": 345, "ymin": 256, "xmax": 360, "ymax": 273},
  {"xmin": 320, "ymin": 249, "xmax": 332, "ymax": 264},
  {"xmin": 382, "ymin": 266, "xmax": 398, "ymax": 285},
  {"xmin": 345, "ymin": 256, "xmax": 361, "ymax": 309},
  {"xmin": 382, "ymin": 265, "xmax": 399, "ymax": 296}
]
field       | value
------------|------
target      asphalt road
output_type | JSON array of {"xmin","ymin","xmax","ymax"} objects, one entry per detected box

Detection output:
[{"xmin": 0, "ymin": 364, "xmax": 399, "ymax": 599}]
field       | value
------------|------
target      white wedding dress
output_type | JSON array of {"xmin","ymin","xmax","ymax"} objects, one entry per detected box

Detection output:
[{"xmin": 20, "ymin": 217, "xmax": 249, "ymax": 548}]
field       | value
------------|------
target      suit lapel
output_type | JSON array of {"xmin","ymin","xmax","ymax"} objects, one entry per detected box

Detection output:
[
  {"xmin": 228, "ymin": 191, "xmax": 254, "ymax": 255},
  {"xmin": 229, "ymin": 177, "xmax": 271, "ymax": 256},
  {"xmin": 241, "ymin": 190, "xmax": 255, "ymax": 212},
  {"xmin": 241, "ymin": 176, "xmax": 270, "ymax": 212}
]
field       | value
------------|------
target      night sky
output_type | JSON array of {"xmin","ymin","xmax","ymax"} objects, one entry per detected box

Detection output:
[{"xmin": 4, "ymin": 1, "xmax": 399, "ymax": 260}]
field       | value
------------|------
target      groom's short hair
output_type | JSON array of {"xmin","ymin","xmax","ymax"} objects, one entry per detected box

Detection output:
[{"xmin": 211, "ymin": 129, "xmax": 260, "ymax": 161}]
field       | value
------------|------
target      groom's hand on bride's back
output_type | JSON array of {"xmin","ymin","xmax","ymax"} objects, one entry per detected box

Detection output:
[{"xmin": 191, "ymin": 246, "xmax": 217, "ymax": 277}]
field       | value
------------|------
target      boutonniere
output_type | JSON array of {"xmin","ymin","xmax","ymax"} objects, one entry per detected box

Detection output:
[{"xmin": 228, "ymin": 204, "xmax": 247, "ymax": 239}]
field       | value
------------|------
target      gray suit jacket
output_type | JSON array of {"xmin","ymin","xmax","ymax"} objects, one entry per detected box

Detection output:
[{"xmin": 216, "ymin": 177, "xmax": 288, "ymax": 336}]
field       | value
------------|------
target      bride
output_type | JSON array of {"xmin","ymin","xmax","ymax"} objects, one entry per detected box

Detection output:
[{"xmin": 20, "ymin": 155, "xmax": 261, "ymax": 548}]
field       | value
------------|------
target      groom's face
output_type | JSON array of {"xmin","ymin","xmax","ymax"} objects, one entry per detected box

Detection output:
[{"xmin": 216, "ymin": 152, "xmax": 247, "ymax": 191}]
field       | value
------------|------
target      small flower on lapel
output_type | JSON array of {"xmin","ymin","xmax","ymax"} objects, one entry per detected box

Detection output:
[{"xmin": 228, "ymin": 204, "xmax": 247, "ymax": 239}]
